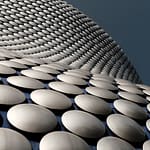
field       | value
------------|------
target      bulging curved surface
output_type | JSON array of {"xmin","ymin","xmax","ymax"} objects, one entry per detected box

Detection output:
[
  {"xmin": 21, "ymin": 69, "xmax": 54, "ymax": 81},
  {"xmin": 75, "ymin": 94, "xmax": 112, "ymax": 115},
  {"xmin": 49, "ymin": 81, "xmax": 83, "ymax": 95},
  {"xmin": 0, "ymin": 0, "xmax": 141, "ymax": 83},
  {"xmin": 61, "ymin": 110, "xmax": 105, "ymax": 138},
  {"xmin": 97, "ymin": 136, "xmax": 135, "ymax": 150},
  {"xmin": 0, "ymin": 85, "xmax": 25, "ymax": 105},
  {"xmin": 40, "ymin": 131, "xmax": 90, "ymax": 150},
  {"xmin": 0, "ymin": 0, "xmax": 149, "ymax": 150},
  {"xmin": 86, "ymin": 86, "xmax": 118, "ymax": 100},
  {"xmin": 0, "ymin": 61, "xmax": 148, "ymax": 150},
  {"xmin": 7, "ymin": 76, "xmax": 45, "ymax": 89},
  {"xmin": 57, "ymin": 74, "xmax": 87, "ymax": 85},
  {"xmin": 31, "ymin": 89, "xmax": 72, "ymax": 110},
  {"xmin": 118, "ymin": 91, "xmax": 148, "ymax": 104},
  {"xmin": 143, "ymin": 140, "xmax": 150, "ymax": 150},
  {"xmin": 107, "ymin": 114, "xmax": 145, "ymax": 142},
  {"xmin": 7, "ymin": 104, "xmax": 57, "ymax": 133},
  {"xmin": 114, "ymin": 99, "xmax": 147, "ymax": 120},
  {"xmin": 0, "ymin": 128, "xmax": 32, "ymax": 150},
  {"xmin": 0, "ymin": 64, "xmax": 16, "ymax": 75}
]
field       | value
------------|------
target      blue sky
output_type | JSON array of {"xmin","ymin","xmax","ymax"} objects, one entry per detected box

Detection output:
[{"xmin": 66, "ymin": 0, "xmax": 150, "ymax": 84}]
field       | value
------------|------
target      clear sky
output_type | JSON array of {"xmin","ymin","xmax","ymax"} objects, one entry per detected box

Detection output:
[{"xmin": 66, "ymin": 0, "xmax": 150, "ymax": 84}]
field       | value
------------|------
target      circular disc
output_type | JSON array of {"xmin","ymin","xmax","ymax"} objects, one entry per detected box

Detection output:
[
  {"xmin": 62, "ymin": 110, "xmax": 105, "ymax": 138},
  {"xmin": 57, "ymin": 74, "xmax": 87, "ymax": 85},
  {"xmin": 74, "ymin": 94, "xmax": 112, "ymax": 115},
  {"xmin": 10, "ymin": 59, "xmax": 36, "ymax": 66},
  {"xmin": 147, "ymin": 103, "xmax": 150, "ymax": 112},
  {"xmin": 107, "ymin": 114, "xmax": 145, "ymax": 142},
  {"xmin": 21, "ymin": 69, "xmax": 54, "ymax": 81},
  {"xmin": 0, "ymin": 60, "xmax": 27, "ymax": 69},
  {"xmin": 86, "ymin": 86, "xmax": 118, "ymax": 100},
  {"xmin": 64, "ymin": 71, "xmax": 89, "ymax": 79},
  {"xmin": 7, "ymin": 76, "xmax": 45, "ymax": 89},
  {"xmin": 40, "ymin": 131, "xmax": 90, "ymax": 150},
  {"xmin": 143, "ymin": 90, "xmax": 150, "ymax": 96},
  {"xmin": 7, "ymin": 104, "xmax": 57, "ymax": 133},
  {"xmin": 0, "ymin": 128, "xmax": 31, "ymax": 150},
  {"xmin": 31, "ymin": 89, "xmax": 72, "ymax": 110},
  {"xmin": 118, "ymin": 85, "xmax": 144, "ymax": 95},
  {"xmin": 89, "ymin": 79, "xmax": 117, "ymax": 91},
  {"xmin": 114, "ymin": 99, "xmax": 147, "ymax": 120},
  {"xmin": 0, "ymin": 85, "xmax": 25, "ymax": 105},
  {"xmin": 118, "ymin": 91, "xmax": 147, "ymax": 104},
  {"xmin": 49, "ymin": 81, "xmax": 83, "ymax": 95},
  {"xmin": 146, "ymin": 119, "xmax": 150, "ymax": 132},
  {"xmin": 143, "ymin": 140, "xmax": 150, "ymax": 150},
  {"xmin": 32, "ymin": 66, "xmax": 60, "ymax": 75},
  {"xmin": 97, "ymin": 136, "xmax": 135, "ymax": 150},
  {"xmin": 0, "ymin": 64, "xmax": 16, "ymax": 75}
]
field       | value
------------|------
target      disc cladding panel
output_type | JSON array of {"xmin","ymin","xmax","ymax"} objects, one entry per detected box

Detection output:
[
  {"xmin": 0, "ymin": 0, "xmax": 147, "ymax": 149},
  {"xmin": 0, "ymin": 50, "xmax": 148, "ymax": 150},
  {"xmin": 0, "ymin": 0, "xmax": 141, "ymax": 83}
]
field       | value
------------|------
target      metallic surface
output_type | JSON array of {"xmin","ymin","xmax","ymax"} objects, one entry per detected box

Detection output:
[
  {"xmin": 0, "ymin": 0, "xmax": 149, "ymax": 149},
  {"xmin": 0, "ymin": 0, "xmax": 141, "ymax": 83}
]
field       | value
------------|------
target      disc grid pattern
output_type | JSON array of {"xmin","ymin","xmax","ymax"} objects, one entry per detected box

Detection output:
[
  {"xmin": 0, "ymin": 0, "xmax": 147, "ymax": 149},
  {"xmin": 0, "ymin": 0, "xmax": 141, "ymax": 83},
  {"xmin": 0, "ymin": 50, "xmax": 148, "ymax": 150}
]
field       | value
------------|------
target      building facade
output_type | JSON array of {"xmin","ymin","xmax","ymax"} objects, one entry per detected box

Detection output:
[{"xmin": 0, "ymin": 0, "xmax": 149, "ymax": 150}]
